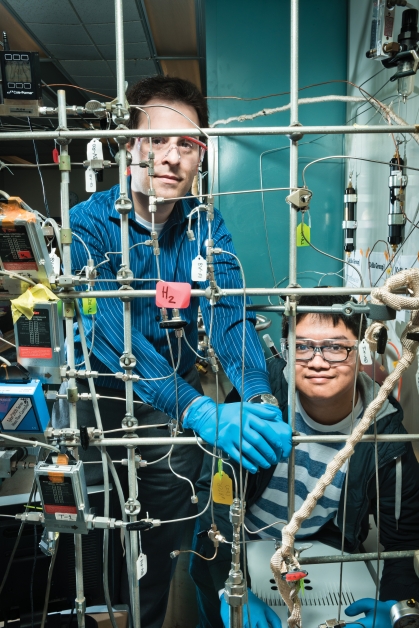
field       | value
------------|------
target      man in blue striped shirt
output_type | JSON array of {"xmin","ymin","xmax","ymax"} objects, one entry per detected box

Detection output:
[{"xmin": 70, "ymin": 76, "xmax": 291, "ymax": 628}]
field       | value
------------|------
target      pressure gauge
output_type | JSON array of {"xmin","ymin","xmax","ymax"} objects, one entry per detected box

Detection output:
[{"xmin": 391, "ymin": 599, "xmax": 419, "ymax": 628}]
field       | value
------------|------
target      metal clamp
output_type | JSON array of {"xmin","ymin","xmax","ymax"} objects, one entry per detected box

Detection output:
[{"xmin": 286, "ymin": 188, "xmax": 312, "ymax": 209}]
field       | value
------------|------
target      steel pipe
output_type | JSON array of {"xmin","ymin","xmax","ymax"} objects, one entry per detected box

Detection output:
[
  {"xmin": 0, "ymin": 125, "xmax": 418, "ymax": 141},
  {"xmin": 59, "ymin": 287, "xmax": 373, "ymax": 299},
  {"xmin": 90, "ymin": 433, "xmax": 419, "ymax": 447}
]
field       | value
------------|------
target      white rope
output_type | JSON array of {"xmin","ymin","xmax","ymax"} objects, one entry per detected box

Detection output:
[
  {"xmin": 211, "ymin": 95, "xmax": 419, "ymax": 147},
  {"xmin": 270, "ymin": 268, "xmax": 419, "ymax": 628}
]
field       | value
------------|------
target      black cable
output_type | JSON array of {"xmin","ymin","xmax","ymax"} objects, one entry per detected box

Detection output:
[
  {"xmin": 40, "ymin": 536, "xmax": 60, "ymax": 628},
  {"xmin": 27, "ymin": 117, "xmax": 50, "ymax": 218},
  {"xmin": 30, "ymin": 523, "xmax": 39, "ymax": 628},
  {"xmin": 0, "ymin": 480, "xmax": 37, "ymax": 596}
]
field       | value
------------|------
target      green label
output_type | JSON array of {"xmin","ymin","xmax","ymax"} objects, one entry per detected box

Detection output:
[
  {"xmin": 82, "ymin": 297, "xmax": 97, "ymax": 316},
  {"xmin": 296, "ymin": 223, "xmax": 311, "ymax": 247}
]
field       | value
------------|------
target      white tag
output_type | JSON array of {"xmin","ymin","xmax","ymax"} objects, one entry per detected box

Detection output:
[
  {"xmin": 85, "ymin": 167, "xmax": 96, "ymax": 192},
  {"xmin": 359, "ymin": 339, "xmax": 373, "ymax": 365},
  {"xmin": 49, "ymin": 248, "xmax": 61, "ymax": 276},
  {"xmin": 55, "ymin": 512, "xmax": 77, "ymax": 521},
  {"xmin": 86, "ymin": 138, "xmax": 103, "ymax": 162},
  {"xmin": 136, "ymin": 553, "xmax": 147, "ymax": 579},
  {"xmin": 191, "ymin": 255, "xmax": 207, "ymax": 282}
]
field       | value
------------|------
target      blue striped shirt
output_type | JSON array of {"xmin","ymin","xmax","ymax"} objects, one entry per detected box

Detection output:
[
  {"xmin": 70, "ymin": 180, "xmax": 271, "ymax": 419},
  {"xmin": 245, "ymin": 393, "xmax": 364, "ymax": 539}
]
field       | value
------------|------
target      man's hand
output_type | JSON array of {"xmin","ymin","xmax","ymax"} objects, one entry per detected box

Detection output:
[
  {"xmin": 220, "ymin": 589, "xmax": 281, "ymax": 628},
  {"xmin": 345, "ymin": 598, "xmax": 397, "ymax": 628},
  {"xmin": 183, "ymin": 396, "xmax": 292, "ymax": 473}
]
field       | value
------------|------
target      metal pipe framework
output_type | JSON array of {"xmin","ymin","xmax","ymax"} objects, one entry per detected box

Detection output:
[{"xmin": 0, "ymin": 125, "xmax": 418, "ymax": 141}]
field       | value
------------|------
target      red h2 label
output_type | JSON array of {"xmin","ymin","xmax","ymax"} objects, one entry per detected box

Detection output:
[{"xmin": 155, "ymin": 281, "xmax": 191, "ymax": 309}]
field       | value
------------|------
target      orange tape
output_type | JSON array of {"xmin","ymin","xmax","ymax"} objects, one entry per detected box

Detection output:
[
  {"xmin": 0, "ymin": 197, "xmax": 37, "ymax": 228},
  {"xmin": 48, "ymin": 453, "xmax": 69, "ymax": 484}
]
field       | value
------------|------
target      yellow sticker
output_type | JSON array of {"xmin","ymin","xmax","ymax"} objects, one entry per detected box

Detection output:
[
  {"xmin": 212, "ymin": 460, "xmax": 233, "ymax": 505},
  {"xmin": 296, "ymin": 223, "xmax": 310, "ymax": 247},
  {"xmin": 82, "ymin": 297, "xmax": 97, "ymax": 315}
]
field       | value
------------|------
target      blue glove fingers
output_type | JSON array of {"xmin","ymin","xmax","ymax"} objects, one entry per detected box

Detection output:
[
  {"xmin": 265, "ymin": 605, "xmax": 282, "ymax": 628},
  {"xmin": 345, "ymin": 598, "xmax": 379, "ymax": 616},
  {"xmin": 240, "ymin": 422, "xmax": 279, "ymax": 466},
  {"xmin": 228, "ymin": 445, "xmax": 261, "ymax": 474},
  {"xmin": 243, "ymin": 403, "xmax": 283, "ymax": 422},
  {"xmin": 249, "ymin": 416, "xmax": 293, "ymax": 461}
]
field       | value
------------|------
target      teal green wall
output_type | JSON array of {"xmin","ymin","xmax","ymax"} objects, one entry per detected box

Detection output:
[{"xmin": 206, "ymin": 0, "xmax": 348, "ymax": 345}]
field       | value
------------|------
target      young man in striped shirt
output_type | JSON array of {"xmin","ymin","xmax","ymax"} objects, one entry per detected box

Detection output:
[{"xmin": 191, "ymin": 294, "xmax": 419, "ymax": 628}]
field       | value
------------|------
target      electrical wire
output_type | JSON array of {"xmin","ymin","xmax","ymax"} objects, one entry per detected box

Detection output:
[
  {"xmin": 46, "ymin": 84, "xmax": 114, "ymax": 99},
  {"xmin": 300, "ymin": 213, "xmax": 364, "ymax": 287},
  {"xmin": 27, "ymin": 117, "xmax": 50, "ymax": 218},
  {"xmin": 40, "ymin": 535, "xmax": 60, "ymax": 628},
  {"xmin": 0, "ymin": 269, "xmax": 37, "ymax": 286},
  {"xmin": 302, "ymin": 155, "xmax": 419, "ymax": 188},
  {"xmin": 244, "ymin": 520, "xmax": 287, "ymax": 535},
  {"xmin": 337, "ymin": 314, "xmax": 365, "ymax": 621},
  {"xmin": 372, "ymin": 356, "xmax": 381, "ymax": 628}
]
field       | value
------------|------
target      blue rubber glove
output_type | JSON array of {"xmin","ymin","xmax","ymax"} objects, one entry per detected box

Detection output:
[
  {"xmin": 183, "ymin": 396, "xmax": 292, "ymax": 473},
  {"xmin": 220, "ymin": 589, "xmax": 282, "ymax": 628},
  {"xmin": 345, "ymin": 598, "xmax": 397, "ymax": 628}
]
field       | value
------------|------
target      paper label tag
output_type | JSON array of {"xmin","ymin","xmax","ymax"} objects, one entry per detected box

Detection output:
[
  {"xmin": 212, "ymin": 460, "xmax": 233, "ymax": 505},
  {"xmin": 85, "ymin": 167, "xmax": 96, "ymax": 192},
  {"xmin": 155, "ymin": 281, "xmax": 191, "ymax": 309},
  {"xmin": 82, "ymin": 297, "xmax": 97, "ymax": 315},
  {"xmin": 2, "ymin": 397, "xmax": 32, "ymax": 430},
  {"xmin": 87, "ymin": 138, "xmax": 103, "ymax": 162},
  {"xmin": 296, "ymin": 223, "xmax": 310, "ymax": 247},
  {"xmin": 49, "ymin": 248, "xmax": 61, "ymax": 276},
  {"xmin": 359, "ymin": 339, "xmax": 373, "ymax": 365},
  {"xmin": 191, "ymin": 255, "xmax": 207, "ymax": 282},
  {"xmin": 55, "ymin": 512, "xmax": 77, "ymax": 521},
  {"xmin": 136, "ymin": 553, "xmax": 148, "ymax": 580}
]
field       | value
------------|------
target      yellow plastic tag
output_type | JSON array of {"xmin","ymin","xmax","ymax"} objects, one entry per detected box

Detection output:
[
  {"xmin": 212, "ymin": 460, "xmax": 233, "ymax": 505},
  {"xmin": 82, "ymin": 297, "xmax": 97, "ymax": 315},
  {"xmin": 296, "ymin": 223, "xmax": 310, "ymax": 247}
]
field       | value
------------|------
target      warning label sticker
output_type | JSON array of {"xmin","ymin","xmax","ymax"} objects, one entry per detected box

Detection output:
[
  {"xmin": 17, "ymin": 308, "xmax": 52, "ymax": 358},
  {"xmin": 0, "ymin": 225, "xmax": 38, "ymax": 270},
  {"xmin": 1, "ymin": 397, "xmax": 32, "ymax": 430}
]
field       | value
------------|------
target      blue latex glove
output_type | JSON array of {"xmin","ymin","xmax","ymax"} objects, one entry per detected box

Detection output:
[
  {"xmin": 220, "ymin": 589, "xmax": 282, "ymax": 628},
  {"xmin": 183, "ymin": 396, "xmax": 292, "ymax": 473},
  {"xmin": 345, "ymin": 598, "xmax": 397, "ymax": 628}
]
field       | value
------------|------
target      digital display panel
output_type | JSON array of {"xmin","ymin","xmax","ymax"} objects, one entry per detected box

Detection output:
[{"xmin": 4, "ymin": 56, "xmax": 32, "ymax": 83}]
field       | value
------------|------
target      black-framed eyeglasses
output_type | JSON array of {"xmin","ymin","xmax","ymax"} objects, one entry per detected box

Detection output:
[{"xmin": 280, "ymin": 338, "xmax": 359, "ymax": 363}]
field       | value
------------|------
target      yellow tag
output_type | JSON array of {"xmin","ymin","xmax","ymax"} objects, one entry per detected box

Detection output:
[
  {"xmin": 212, "ymin": 460, "xmax": 233, "ymax": 505},
  {"xmin": 82, "ymin": 297, "xmax": 97, "ymax": 315},
  {"xmin": 296, "ymin": 223, "xmax": 310, "ymax": 247}
]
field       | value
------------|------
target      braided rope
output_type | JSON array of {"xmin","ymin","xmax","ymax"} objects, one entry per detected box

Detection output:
[{"xmin": 270, "ymin": 269, "xmax": 419, "ymax": 627}]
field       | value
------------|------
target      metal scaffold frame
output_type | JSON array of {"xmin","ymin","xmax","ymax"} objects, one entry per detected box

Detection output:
[{"xmin": 1, "ymin": 0, "xmax": 418, "ymax": 627}]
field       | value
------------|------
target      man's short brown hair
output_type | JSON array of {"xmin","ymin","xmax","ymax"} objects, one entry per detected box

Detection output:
[{"xmin": 127, "ymin": 75, "xmax": 209, "ymax": 135}]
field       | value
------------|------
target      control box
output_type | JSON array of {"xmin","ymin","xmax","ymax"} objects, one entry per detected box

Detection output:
[
  {"xmin": 0, "ymin": 50, "xmax": 42, "ymax": 117},
  {"xmin": 0, "ymin": 379, "xmax": 50, "ymax": 437},
  {"xmin": 0, "ymin": 198, "xmax": 56, "ymax": 296},
  {"xmin": 15, "ymin": 301, "xmax": 65, "ymax": 384},
  {"xmin": 35, "ymin": 459, "xmax": 90, "ymax": 534}
]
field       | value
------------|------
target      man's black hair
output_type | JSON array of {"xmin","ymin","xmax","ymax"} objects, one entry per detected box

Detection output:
[
  {"xmin": 126, "ymin": 75, "xmax": 209, "ymax": 143},
  {"xmin": 281, "ymin": 294, "xmax": 367, "ymax": 340}
]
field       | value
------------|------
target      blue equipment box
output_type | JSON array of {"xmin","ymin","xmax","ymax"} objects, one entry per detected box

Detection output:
[{"xmin": 0, "ymin": 379, "xmax": 50, "ymax": 434}]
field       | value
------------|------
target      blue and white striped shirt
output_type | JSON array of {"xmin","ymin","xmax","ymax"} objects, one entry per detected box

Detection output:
[
  {"xmin": 70, "ymin": 180, "xmax": 271, "ymax": 419},
  {"xmin": 245, "ymin": 393, "xmax": 364, "ymax": 539}
]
